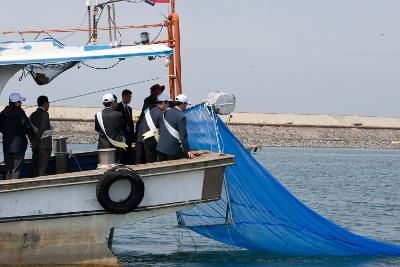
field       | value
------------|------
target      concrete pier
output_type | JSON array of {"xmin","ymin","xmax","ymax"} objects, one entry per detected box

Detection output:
[{"xmin": 2, "ymin": 106, "xmax": 400, "ymax": 149}]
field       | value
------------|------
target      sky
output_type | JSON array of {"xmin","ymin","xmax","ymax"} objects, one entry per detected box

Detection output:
[{"xmin": 1, "ymin": 0, "xmax": 400, "ymax": 116}]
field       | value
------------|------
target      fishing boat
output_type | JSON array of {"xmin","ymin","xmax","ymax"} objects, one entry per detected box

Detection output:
[
  {"xmin": 0, "ymin": 0, "xmax": 235, "ymax": 265},
  {"xmin": 2, "ymin": 0, "xmax": 400, "ymax": 266}
]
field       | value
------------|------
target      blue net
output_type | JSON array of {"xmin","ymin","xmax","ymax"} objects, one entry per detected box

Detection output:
[{"xmin": 177, "ymin": 104, "xmax": 400, "ymax": 256}]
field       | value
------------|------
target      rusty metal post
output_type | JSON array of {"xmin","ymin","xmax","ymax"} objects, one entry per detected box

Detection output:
[
  {"xmin": 167, "ymin": 15, "xmax": 176, "ymax": 100},
  {"xmin": 171, "ymin": 13, "xmax": 182, "ymax": 95},
  {"xmin": 171, "ymin": 0, "xmax": 175, "ymax": 13}
]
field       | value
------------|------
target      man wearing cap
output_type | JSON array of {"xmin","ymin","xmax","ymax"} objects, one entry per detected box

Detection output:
[
  {"xmin": 29, "ymin": 95, "xmax": 52, "ymax": 177},
  {"xmin": 0, "ymin": 93, "xmax": 34, "ymax": 179},
  {"xmin": 136, "ymin": 84, "xmax": 165, "ymax": 134},
  {"xmin": 157, "ymin": 94, "xmax": 196, "ymax": 161},
  {"xmin": 116, "ymin": 89, "xmax": 134, "ymax": 164},
  {"xmin": 135, "ymin": 93, "xmax": 170, "ymax": 164},
  {"xmin": 95, "ymin": 93, "xmax": 126, "ymax": 161}
]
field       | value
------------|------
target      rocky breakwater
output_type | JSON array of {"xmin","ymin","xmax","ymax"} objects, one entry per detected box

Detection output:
[{"xmin": 221, "ymin": 112, "xmax": 400, "ymax": 149}]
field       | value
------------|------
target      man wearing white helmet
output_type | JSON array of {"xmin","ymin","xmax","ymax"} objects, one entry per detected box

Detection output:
[
  {"xmin": 0, "ymin": 93, "xmax": 34, "ymax": 179},
  {"xmin": 157, "ymin": 94, "xmax": 196, "ymax": 161},
  {"xmin": 95, "ymin": 93, "xmax": 126, "ymax": 161}
]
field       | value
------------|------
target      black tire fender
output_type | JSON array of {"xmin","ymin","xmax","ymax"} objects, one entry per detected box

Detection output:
[{"xmin": 96, "ymin": 166, "xmax": 144, "ymax": 214}]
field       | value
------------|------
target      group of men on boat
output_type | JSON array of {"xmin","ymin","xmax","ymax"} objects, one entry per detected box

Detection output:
[
  {"xmin": 0, "ymin": 84, "xmax": 196, "ymax": 180},
  {"xmin": 0, "ymin": 93, "xmax": 51, "ymax": 179},
  {"xmin": 95, "ymin": 83, "xmax": 196, "ymax": 165}
]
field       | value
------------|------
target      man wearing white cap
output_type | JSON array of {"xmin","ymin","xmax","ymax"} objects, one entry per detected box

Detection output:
[
  {"xmin": 94, "ymin": 93, "xmax": 126, "ymax": 161},
  {"xmin": 135, "ymin": 93, "xmax": 170, "ymax": 164},
  {"xmin": 0, "ymin": 93, "xmax": 34, "ymax": 179},
  {"xmin": 157, "ymin": 94, "xmax": 196, "ymax": 161}
]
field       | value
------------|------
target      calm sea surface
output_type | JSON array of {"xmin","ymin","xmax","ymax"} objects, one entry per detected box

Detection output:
[
  {"xmin": 2, "ymin": 145, "xmax": 400, "ymax": 266},
  {"xmin": 113, "ymin": 147, "xmax": 400, "ymax": 267}
]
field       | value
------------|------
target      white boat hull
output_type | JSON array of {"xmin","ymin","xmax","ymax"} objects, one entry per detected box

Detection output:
[
  {"xmin": 0, "ymin": 152, "xmax": 234, "ymax": 266},
  {"xmin": 0, "ymin": 205, "xmax": 192, "ymax": 266}
]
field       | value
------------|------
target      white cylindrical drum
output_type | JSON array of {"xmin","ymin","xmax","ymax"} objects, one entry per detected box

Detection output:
[
  {"xmin": 205, "ymin": 91, "xmax": 236, "ymax": 115},
  {"xmin": 52, "ymin": 136, "xmax": 68, "ymax": 154}
]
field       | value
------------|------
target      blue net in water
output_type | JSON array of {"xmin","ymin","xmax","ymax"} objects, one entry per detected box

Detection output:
[{"xmin": 177, "ymin": 104, "xmax": 400, "ymax": 256}]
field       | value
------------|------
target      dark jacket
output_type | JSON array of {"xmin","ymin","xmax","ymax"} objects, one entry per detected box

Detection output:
[
  {"xmin": 136, "ymin": 95, "xmax": 158, "ymax": 134},
  {"xmin": 94, "ymin": 108, "xmax": 124, "ymax": 149},
  {"xmin": 116, "ymin": 102, "xmax": 134, "ymax": 144},
  {"xmin": 0, "ymin": 105, "xmax": 34, "ymax": 153},
  {"xmin": 136, "ymin": 105, "xmax": 163, "ymax": 143},
  {"xmin": 142, "ymin": 95, "xmax": 158, "ymax": 112},
  {"xmin": 29, "ymin": 107, "xmax": 52, "ymax": 151},
  {"xmin": 157, "ymin": 107, "xmax": 190, "ymax": 157}
]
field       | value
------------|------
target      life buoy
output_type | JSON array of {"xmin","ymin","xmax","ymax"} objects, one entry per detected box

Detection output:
[{"xmin": 96, "ymin": 166, "xmax": 144, "ymax": 214}]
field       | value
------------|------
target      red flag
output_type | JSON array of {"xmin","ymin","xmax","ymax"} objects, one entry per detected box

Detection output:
[{"xmin": 153, "ymin": 0, "xmax": 170, "ymax": 3}]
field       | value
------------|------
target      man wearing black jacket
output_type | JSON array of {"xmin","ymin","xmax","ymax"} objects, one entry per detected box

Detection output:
[
  {"xmin": 29, "ymin": 95, "xmax": 52, "ymax": 177},
  {"xmin": 95, "ymin": 94, "xmax": 125, "ymax": 162},
  {"xmin": 157, "ymin": 94, "xmax": 196, "ymax": 161},
  {"xmin": 0, "ymin": 93, "xmax": 34, "ymax": 179},
  {"xmin": 116, "ymin": 89, "xmax": 134, "ymax": 164},
  {"xmin": 136, "ymin": 84, "xmax": 164, "ymax": 136},
  {"xmin": 135, "ymin": 94, "xmax": 169, "ymax": 164}
]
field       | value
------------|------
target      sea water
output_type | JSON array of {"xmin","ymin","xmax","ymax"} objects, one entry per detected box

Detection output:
[
  {"xmin": 1, "ymin": 146, "xmax": 400, "ymax": 266},
  {"xmin": 113, "ymin": 147, "xmax": 400, "ymax": 266}
]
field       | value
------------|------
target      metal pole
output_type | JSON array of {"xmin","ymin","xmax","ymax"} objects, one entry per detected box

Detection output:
[
  {"xmin": 171, "ymin": 13, "xmax": 182, "ymax": 95},
  {"xmin": 107, "ymin": 5, "xmax": 113, "ymax": 46},
  {"xmin": 171, "ymin": 0, "xmax": 175, "ymax": 13},
  {"xmin": 112, "ymin": 3, "xmax": 118, "ymax": 46},
  {"xmin": 87, "ymin": 0, "xmax": 92, "ymax": 42},
  {"xmin": 92, "ymin": 6, "xmax": 98, "ymax": 44},
  {"xmin": 167, "ymin": 15, "xmax": 176, "ymax": 100}
]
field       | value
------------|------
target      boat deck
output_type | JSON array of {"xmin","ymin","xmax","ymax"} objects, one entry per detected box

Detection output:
[{"xmin": 0, "ymin": 151, "xmax": 234, "ymax": 192}]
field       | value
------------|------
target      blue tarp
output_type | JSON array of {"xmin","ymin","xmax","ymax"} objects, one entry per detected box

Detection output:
[{"xmin": 177, "ymin": 104, "xmax": 400, "ymax": 256}]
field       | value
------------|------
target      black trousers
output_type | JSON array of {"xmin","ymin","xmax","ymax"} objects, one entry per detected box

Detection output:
[
  {"xmin": 157, "ymin": 151, "xmax": 186, "ymax": 162},
  {"xmin": 32, "ymin": 148, "xmax": 51, "ymax": 177},
  {"xmin": 120, "ymin": 137, "xmax": 133, "ymax": 165},
  {"xmin": 135, "ymin": 141, "xmax": 157, "ymax": 164},
  {"xmin": 4, "ymin": 152, "xmax": 25, "ymax": 179}
]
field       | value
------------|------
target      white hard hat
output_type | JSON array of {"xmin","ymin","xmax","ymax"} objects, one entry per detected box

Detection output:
[
  {"xmin": 9, "ymin": 92, "xmax": 26, "ymax": 103},
  {"xmin": 157, "ymin": 93, "xmax": 170, "ymax": 102},
  {"xmin": 102, "ymin": 93, "xmax": 114, "ymax": 103},
  {"xmin": 175, "ymin": 94, "xmax": 191, "ymax": 105}
]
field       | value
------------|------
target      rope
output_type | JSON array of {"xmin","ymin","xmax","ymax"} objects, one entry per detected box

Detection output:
[
  {"xmin": 79, "ymin": 58, "xmax": 125, "ymax": 70},
  {"xmin": 50, "ymin": 76, "xmax": 169, "ymax": 104},
  {"xmin": 22, "ymin": 75, "xmax": 169, "ymax": 109},
  {"xmin": 1, "ymin": 23, "xmax": 164, "ymax": 35}
]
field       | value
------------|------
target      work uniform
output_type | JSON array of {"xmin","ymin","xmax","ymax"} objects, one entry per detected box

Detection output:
[
  {"xmin": 94, "ymin": 107, "xmax": 124, "ymax": 150},
  {"xmin": 0, "ymin": 105, "xmax": 33, "ymax": 179},
  {"xmin": 116, "ymin": 102, "xmax": 134, "ymax": 164},
  {"xmin": 157, "ymin": 107, "xmax": 190, "ymax": 161},
  {"xmin": 30, "ymin": 107, "xmax": 52, "ymax": 177},
  {"xmin": 136, "ymin": 94, "xmax": 157, "ymax": 134},
  {"xmin": 135, "ymin": 105, "xmax": 163, "ymax": 164}
]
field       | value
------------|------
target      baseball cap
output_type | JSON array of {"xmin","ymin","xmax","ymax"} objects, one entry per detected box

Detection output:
[
  {"xmin": 175, "ymin": 94, "xmax": 191, "ymax": 105},
  {"xmin": 157, "ymin": 93, "xmax": 170, "ymax": 102},
  {"xmin": 150, "ymin": 84, "xmax": 165, "ymax": 92},
  {"xmin": 102, "ymin": 93, "xmax": 114, "ymax": 103},
  {"xmin": 9, "ymin": 92, "xmax": 26, "ymax": 103}
]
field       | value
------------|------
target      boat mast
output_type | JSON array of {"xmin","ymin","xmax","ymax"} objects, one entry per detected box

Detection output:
[{"xmin": 168, "ymin": 0, "xmax": 182, "ymax": 99}]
